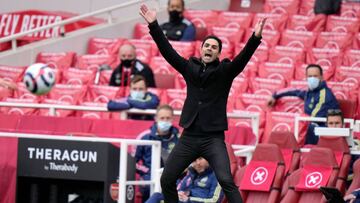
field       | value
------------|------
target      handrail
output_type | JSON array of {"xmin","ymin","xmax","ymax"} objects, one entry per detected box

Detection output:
[
  {"xmin": 0, "ymin": 101, "xmax": 260, "ymax": 139},
  {"xmin": 0, "ymin": 0, "xmax": 149, "ymax": 50}
]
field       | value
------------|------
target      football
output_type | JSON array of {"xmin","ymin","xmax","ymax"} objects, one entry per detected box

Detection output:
[{"xmin": 23, "ymin": 63, "xmax": 56, "ymax": 95}]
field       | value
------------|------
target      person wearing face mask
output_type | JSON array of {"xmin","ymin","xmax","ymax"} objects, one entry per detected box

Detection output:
[
  {"xmin": 140, "ymin": 4, "xmax": 266, "ymax": 203},
  {"xmin": 109, "ymin": 43, "xmax": 156, "ymax": 88},
  {"xmin": 107, "ymin": 75, "xmax": 159, "ymax": 120},
  {"xmin": 160, "ymin": 0, "xmax": 196, "ymax": 41},
  {"xmin": 267, "ymin": 64, "xmax": 339, "ymax": 145},
  {"xmin": 135, "ymin": 105, "xmax": 180, "ymax": 202}
]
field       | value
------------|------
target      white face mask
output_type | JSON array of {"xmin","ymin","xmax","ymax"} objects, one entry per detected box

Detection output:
[
  {"xmin": 130, "ymin": 90, "xmax": 145, "ymax": 100},
  {"xmin": 157, "ymin": 121, "xmax": 172, "ymax": 132},
  {"xmin": 307, "ymin": 77, "xmax": 320, "ymax": 90}
]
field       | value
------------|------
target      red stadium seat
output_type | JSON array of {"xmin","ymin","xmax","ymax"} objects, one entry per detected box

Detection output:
[
  {"xmin": 342, "ymin": 49, "xmax": 360, "ymax": 67},
  {"xmin": 61, "ymin": 68, "xmax": 95, "ymax": 85},
  {"xmin": 326, "ymin": 15, "xmax": 360, "ymax": 33},
  {"xmin": 280, "ymin": 148, "xmax": 339, "ymax": 203},
  {"xmin": 236, "ymin": 43, "xmax": 269, "ymax": 63},
  {"xmin": 133, "ymin": 23, "xmax": 152, "ymax": 40},
  {"xmin": 149, "ymin": 56, "xmax": 176, "ymax": 74},
  {"xmin": 279, "ymin": 30, "xmax": 317, "ymax": 49},
  {"xmin": 236, "ymin": 144, "xmax": 285, "ymax": 203},
  {"xmin": 287, "ymin": 14, "xmax": 326, "ymax": 32},
  {"xmin": 39, "ymin": 99, "xmax": 74, "ymax": 117},
  {"xmin": 216, "ymin": 11, "xmax": 254, "ymax": 29},
  {"xmin": 12, "ymin": 83, "xmax": 38, "ymax": 100},
  {"xmin": 36, "ymin": 52, "xmax": 76, "ymax": 70},
  {"xmin": 154, "ymin": 73, "xmax": 175, "ymax": 89},
  {"xmin": 211, "ymin": 26, "xmax": 245, "ymax": 46},
  {"xmin": 174, "ymin": 73, "xmax": 186, "ymax": 90},
  {"xmin": 161, "ymin": 89, "xmax": 186, "ymax": 110},
  {"xmin": 266, "ymin": 131, "xmax": 300, "ymax": 175},
  {"xmin": 268, "ymin": 46, "xmax": 305, "ymax": 66},
  {"xmin": 0, "ymin": 65, "xmax": 26, "ymax": 83},
  {"xmin": 231, "ymin": 76, "xmax": 249, "ymax": 95},
  {"xmin": 183, "ymin": 10, "xmax": 219, "ymax": 31},
  {"xmin": 340, "ymin": 2, "xmax": 360, "ymax": 18},
  {"xmin": 317, "ymin": 136, "xmax": 351, "ymax": 194},
  {"xmin": 327, "ymin": 82, "xmax": 358, "ymax": 101},
  {"xmin": 98, "ymin": 69, "xmax": 113, "ymax": 85},
  {"xmin": 46, "ymin": 84, "xmax": 87, "ymax": 104},
  {"xmin": 263, "ymin": 111, "xmax": 307, "ymax": 144},
  {"xmin": 258, "ymin": 62, "xmax": 295, "ymax": 85},
  {"xmin": 315, "ymin": 32, "xmax": 353, "ymax": 50},
  {"xmin": 128, "ymin": 39, "xmax": 159, "ymax": 64},
  {"xmin": 77, "ymin": 102, "xmax": 111, "ymax": 119},
  {"xmin": 346, "ymin": 159, "xmax": 360, "ymax": 196},
  {"xmin": 248, "ymin": 77, "xmax": 286, "ymax": 96},
  {"xmin": 240, "ymin": 61, "xmax": 258, "ymax": 78},
  {"xmin": 353, "ymin": 33, "xmax": 360, "ymax": 49},
  {"xmin": 0, "ymin": 98, "xmax": 38, "ymax": 116},
  {"xmin": 234, "ymin": 93, "xmax": 267, "ymax": 129},
  {"xmin": 252, "ymin": 13, "xmax": 288, "ymax": 31},
  {"xmin": 306, "ymin": 48, "xmax": 340, "ymax": 80},
  {"xmin": 85, "ymin": 85, "xmax": 120, "ymax": 103},
  {"xmin": 274, "ymin": 97, "xmax": 304, "ymax": 114},
  {"xmin": 87, "ymin": 37, "xmax": 123, "ymax": 55},
  {"xmin": 298, "ymin": 0, "xmax": 315, "ymax": 16},
  {"xmin": 245, "ymin": 29, "xmax": 280, "ymax": 48},
  {"xmin": 294, "ymin": 64, "xmax": 334, "ymax": 81},
  {"xmin": 334, "ymin": 66, "xmax": 360, "ymax": 88},
  {"xmin": 169, "ymin": 41, "xmax": 195, "ymax": 59},
  {"xmin": 288, "ymin": 80, "xmax": 307, "ymax": 90},
  {"xmin": 75, "ymin": 54, "xmax": 119, "ymax": 71},
  {"xmin": 263, "ymin": 0, "xmax": 300, "ymax": 15}
]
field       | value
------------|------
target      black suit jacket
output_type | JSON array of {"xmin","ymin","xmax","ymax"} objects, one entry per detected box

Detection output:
[{"xmin": 149, "ymin": 21, "xmax": 261, "ymax": 132}]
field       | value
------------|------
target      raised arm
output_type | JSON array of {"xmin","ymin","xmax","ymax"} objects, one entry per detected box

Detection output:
[
  {"xmin": 139, "ymin": 4, "xmax": 188, "ymax": 74},
  {"xmin": 226, "ymin": 18, "xmax": 266, "ymax": 78}
]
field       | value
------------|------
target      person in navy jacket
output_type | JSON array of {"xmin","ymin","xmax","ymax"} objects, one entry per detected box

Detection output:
[
  {"xmin": 107, "ymin": 75, "xmax": 159, "ymax": 120},
  {"xmin": 268, "ymin": 64, "xmax": 339, "ymax": 144},
  {"xmin": 146, "ymin": 157, "xmax": 223, "ymax": 203},
  {"xmin": 135, "ymin": 105, "xmax": 180, "ymax": 202}
]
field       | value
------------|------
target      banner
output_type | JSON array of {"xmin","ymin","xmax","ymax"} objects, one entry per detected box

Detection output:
[{"xmin": 0, "ymin": 10, "xmax": 103, "ymax": 40}]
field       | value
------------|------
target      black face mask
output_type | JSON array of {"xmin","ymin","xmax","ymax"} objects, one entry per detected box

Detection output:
[
  {"xmin": 121, "ymin": 59, "xmax": 134, "ymax": 67},
  {"xmin": 169, "ymin": 10, "xmax": 182, "ymax": 23}
]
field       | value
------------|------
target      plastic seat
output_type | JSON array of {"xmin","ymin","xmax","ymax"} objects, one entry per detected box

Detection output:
[
  {"xmin": 263, "ymin": 0, "xmax": 300, "ymax": 15},
  {"xmin": 280, "ymin": 148, "xmax": 339, "ymax": 203},
  {"xmin": 326, "ymin": 15, "xmax": 360, "ymax": 33},
  {"xmin": 75, "ymin": 54, "xmax": 119, "ymax": 71},
  {"xmin": 279, "ymin": 30, "xmax": 317, "ymax": 49},
  {"xmin": 317, "ymin": 136, "xmax": 351, "ymax": 194},
  {"xmin": 235, "ymin": 144, "xmax": 285, "ymax": 203},
  {"xmin": 87, "ymin": 37, "xmax": 123, "ymax": 55},
  {"xmin": 266, "ymin": 131, "xmax": 301, "ymax": 176},
  {"xmin": 61, "ymin": 68, "xmax": 95, "ymax": 85},
  {"xmin": 346, "ymin": 158, "xmax": 360, "ymax": 195},
  {"xmin": 36, "ymin": 52, "xmax": 76, "ymax": 70}
]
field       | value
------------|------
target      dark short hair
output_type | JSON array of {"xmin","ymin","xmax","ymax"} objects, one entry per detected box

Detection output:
[
  {"xmin": 306, "ymin": 64, "xmax": 323, "ymax": 76},
  {"xmin": 130, "ymin": 75, "xmax": 147, "ymax": 87},
  {"xmin": 327, "ymin": 109, "xmax": 344, "ymax": 124},
  {"xmin": 156, "ymin": 104, "xmax": 174, "ymax": 115},
  {"xmin": 201, "ymin": 35, "xmax": 222, "ymax": 53},
  {"xmin": 168, "ymin": 0, "xmax": 185, "ymax": 8}
]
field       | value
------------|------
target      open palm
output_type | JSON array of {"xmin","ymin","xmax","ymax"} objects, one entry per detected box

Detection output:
[
  {"xmin": 254, "ymin": 17, "xmax": 267, "ymax": 38},
  {"xmin": 139, "ymin": 4, "xmax": 157, "ymax": 24}
]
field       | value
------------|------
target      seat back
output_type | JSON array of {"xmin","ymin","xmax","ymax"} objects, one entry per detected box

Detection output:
[
  {"xmin": 266, "ymin": 131, "xmax": 300, "ymax": 175},
  {"xmin": 347, "ymin": 158, "xmax": 360, "ymax": 195},
  {"xmin": 281, "ymin": 148, "xmax": 339, "ymax": 203},
  {"xmin": 317, "ymin": 137, "xmax": 351, "ymax": 194},
  {"xmin": 237, "ymin": 144, "xmax": 285, "ymax": 203},
  {"xmin": 337, "ymin": 99, "xmax": 357, "ymax": 119}
]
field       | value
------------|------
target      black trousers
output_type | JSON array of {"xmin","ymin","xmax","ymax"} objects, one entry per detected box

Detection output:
[{"xmin": 160, "ymin": 132, "xmax": 243, "ymax": 203}]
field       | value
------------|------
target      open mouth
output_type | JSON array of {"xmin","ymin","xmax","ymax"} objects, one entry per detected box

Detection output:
[{"xmin": 204, "ymin": 53, "xmax": 212, "ymax": 59}]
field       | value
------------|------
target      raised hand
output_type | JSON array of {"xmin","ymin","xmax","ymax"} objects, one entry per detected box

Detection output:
[
  {"xmin": 267, "ymin": 96, "xmax": 276, "ymax": 107},
  {"xmin": 139, "ymin": 4, "xmax": 157, "ymax": 24},
  {"xmin": 254, "ymin": 17, "xmax": 267, "ymax": 38}
]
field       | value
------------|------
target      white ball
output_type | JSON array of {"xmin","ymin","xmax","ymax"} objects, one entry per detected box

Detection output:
[{"xmin": 23, "ymin": 63, "xmax": 56, "ymax": 95}]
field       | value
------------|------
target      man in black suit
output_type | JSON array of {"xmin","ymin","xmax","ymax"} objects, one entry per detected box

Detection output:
[{"xmin": 140, "ymin": 4, "xmax": 266, "ymax": 203}]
